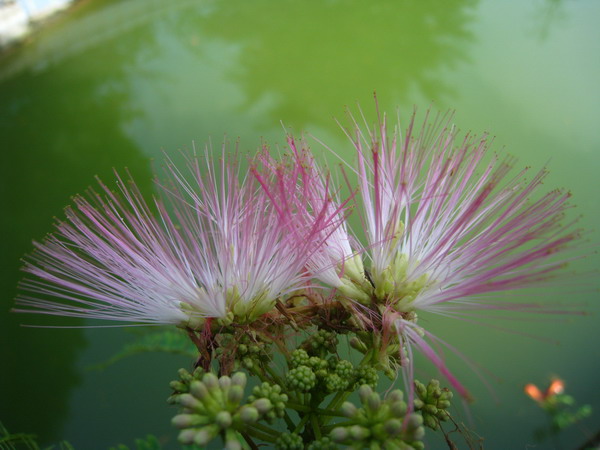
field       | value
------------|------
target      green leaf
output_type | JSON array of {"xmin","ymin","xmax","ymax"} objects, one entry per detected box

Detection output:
[{"xmin": 89, "ymin": 328, "xmax": 197, "ymax": 370}]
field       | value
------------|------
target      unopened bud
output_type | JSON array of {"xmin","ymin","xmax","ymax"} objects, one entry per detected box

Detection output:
[
  {"xmin": 239, "ymin": 406, "xmax": 259, "ymax": 424},
  {"xmin": 178, "ymin": 393, "xmax": 201, "ymax": 410},
  {"xmin": 387, "ymin": 390, "xmax": 404, "ymax": 403},
  {"xmin": 178, "ymin": 368, "xmax": 192, "ymax": 382},
  {"xmin": 415, "ymin": 380, "xmax": 427, "ymax": 397},
  {"xmin": 171, "ymin": 413, "xmax": 202, "ymax": 428},
  {"xmin": 330, "ymin": 427, "xmax": 349, "ymax": 442},
  {"xmin": 340, "ymin": 402, "xmax": 358, "ymax": 418},
  {"xmin": 228, "ymin": 385, "xmax": 244, "ymax": 405},
  {"xmin": 225, "ymin": 435, "xmax": 242, "ymax": 450},
  {"xmin": 424, "ymin": 405, "xmax": 438, "ymax": 415},
  {"xmin": 215, "ymin": 411, "xmax": 232, "ymax": 428},
  {"xmin": 219, "ymin": 376, "xmax": 232, "ymax": 390},
  {"xmin": 170, "ymin": 380, "xmax": 187, "ymax": 391},
  {"xmin": 253, "ymin": 398, "xmax": 272, "ymax": 415},
  {"xmin": 349, "ymin": 425, "xmax": 370, "ymax": 440},
  {"xmin": 202, "ymin": 373, "xmax": 219, "ymax": 390},
  {"xmin": 367, "ymin": 392, "xmax": 381, "ymax": 411},
  {"xmin": 231, "ymin": 372, "xmax": 247, "ymax": 388},
  {"xmin": 438, "ymin": 400, "xmax": 451, "ymax": 409},
  {"xmin": 177, "ymin": 428, "xmax": 197, "ymax": 445},
  {"xmin": 390, "ymin": 400, "xmax": 407, "ymax": 417},
  {"xmin": 427, "ymin": 380, "xmax": 440, "ymax": 397},
  {"xmin": 423, "ymin": 414, "xmax": 439, "ymax": 430},
  {"xmin": 190, "ymin": 381, "xmax": 209, "ymax": 401},
  {"xmin": 349, "ymin": 337, "xmax": 368, "ymax": 353},
  {"xmin": 384, "ymin": 418, "xmax": 403, "ymax": 435},
  {"xmin": 194, "ymin": 427, "xmax": 215, "ymax": 446},
  {"xmin": 359, "ymin": 385, "xmax": 373, "ymax": 404}
]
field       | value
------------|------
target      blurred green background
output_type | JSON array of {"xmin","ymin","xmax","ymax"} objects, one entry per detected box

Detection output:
[{"xmin": 1, "ymin": 0, "xmax": 599, "ymax": 448}]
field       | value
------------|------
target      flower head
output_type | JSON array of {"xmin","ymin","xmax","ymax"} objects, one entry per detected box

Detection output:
[
  {"xmin": 16, "ymin": 143, "xmax": 340, "ymax": 326},
  {"xmin": 318, "ymin": 106, "xmax": 581, "ymax": 397},
  {"xmin": 16, "ymin": 171, "xmax": 214, "ymax": 325}
]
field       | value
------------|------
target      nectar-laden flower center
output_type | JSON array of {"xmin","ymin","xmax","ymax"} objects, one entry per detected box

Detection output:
[{"xmin": 373, "ymin": 253, "xmax": 430, "ymax": 313}]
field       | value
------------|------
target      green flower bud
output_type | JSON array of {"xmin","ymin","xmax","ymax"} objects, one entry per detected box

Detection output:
[
  {"xmin": 172, "ymin": 413, "xmax": 207, "ymax": 428},
  {"xmin": 359, "ymin": 385, "xmax": 373, "ymax": 404},
  {"xmin": 349, "ymin": 336, "xmax": 368, "ymax": 353},
  {"xmin": 249, "ymin": 344, "xmax": 260, "ymax": 354},
  {"xmin": 349, "ymin": 425, "xmax": 370, "ymax": 440},
  {"xmin": 202, "ymin": 373, "xmax": 219, "ymax": 390},
  {"xmin": 307, "ymin": 436, "xmax": 337, "ymax": 450},
  {"xmin": 424, "ymin": 405, "xmax": 438, "ymax": 415},
  {"xmin": 190, "ymin": 380, "xmax": 210, "ymax": 401},
  {"xmin": 414, "ymin": 380, "xmax": 427, "ymax": 397},
  {"xmin": 177, "ymin": 428, "xmax": 197, "ymax": 445},
  {"xmin": 383, "ymin": 418, "xmax": 404, "ymax": 436},
  {"xmin": 330, "ymin": 427, "xmax": 349, "ymax": 442},
  {"xmin": 194, "ymin": 425, "xmax": 218, "ymax": 446},
  {"xmin": 253, "ymin": 398, "xmax": 273, "ymax": 415},
  {"xmin": 390, "ymin": 400, "xmax": 407, "ymax": 418},
  {"xmin": 367, "ymin": 392, "xmax": 382, "ymax": 412},
  {"xmin": 227, "ymin": 385, "xmax": 244, "ymax": 405},
  {"xmin": 170, "ymin": 380, "xmax": 187, "ymax": 392},
  {"xmin": 340, "ymin": 401, "xmax": 358, "ymax": 418},
  {"xmin": 219, "ymin": 375, "xmax": 232, "ymax": 390},
  {"xmin": 215, "ymin": 411, "xmax": 232, "ymax": 428},
  {"xmin": 387, "ymin": 390, "xmax": 404, "ymax": 403},
  {"xmin": 224, "ymin": 428, "xmax": 242, "ymax": 450},
  {"xmin": 423, "ymin": 414, "xmax": 438, "ymax": 430},
  {"xmin": 225, "ymin": 436, "xmax": 242, "ymax": 450},
  {"xmin": 413, "ymin": 399, "xmax": 424, "ymax": 409},
  {"xmin": 178, "ymin": 368, "xmax": 193, "ymax": 383},
  {"xmin": 287, "ymin": 365, "xmax": 317, "ymax": 392},
  {"xmin": 238, "ymin": 406, "xmax": 259, "ymax": 424},
  {"xmin": 231, "ymin": 371, "xmax": 247, "ymax": 387},
  {"xmin": 437, "ymin": 400, "xmax": 451, "ymax": 409},
  {"xmin": 275, "ymin": 432, "xmax": 303, "ymax": 450},
  {"xmin": 178, "ymin": 393, "xmax": 202, "ymax": 410}
]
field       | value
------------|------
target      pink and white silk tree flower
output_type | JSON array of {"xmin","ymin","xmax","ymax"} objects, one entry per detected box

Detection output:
[
  {"xmin": 319, "ymin": 108, "xmax": 582, "ymax": 398},
  {"xmin": 16, "ymin": 146, "xmax": 340, "ymax": 327},
  {"xmin": 253, "ymin": 135, "xmax": 368, "ymax": 303}
]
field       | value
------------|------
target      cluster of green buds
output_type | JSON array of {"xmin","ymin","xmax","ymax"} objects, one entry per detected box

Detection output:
[
  {"xmin": 413, "ymin": 379, "xmax": 452, "ymax": 430},
  {"xmin": 301, "ymin": 329, "xmax": 339, "ymax": 358},
  {"xmin": 330, "ymin": 385, "xmax": 425, "ymax": 450},
  {"xmin": 170, "ymin": 371, "xmax": 287, "ymax": 449},
  {"xmin": 275, "ymin": 433, "xmax": 338, "ymax": 450},
  {"xmin": 247, "ymin": 382, "xmax": 288, "ymax": 423},
  {"xmin": 215, "ymin": 331, "xmax": 272, "ymax": 371},
  {"xmin": 286, "ymin": 349, "xmax": 377, "ymax": 394},
  {"xmin": 167, "ymin": 367, "xmax": 206, "ymax": 403}
]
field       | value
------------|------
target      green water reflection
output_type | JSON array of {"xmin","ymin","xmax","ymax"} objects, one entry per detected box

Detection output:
[{"xmin": 1, "ymin": 0, "xmax": 598, "ymax": 448}]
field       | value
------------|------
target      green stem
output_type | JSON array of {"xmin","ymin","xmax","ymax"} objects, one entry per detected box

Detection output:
[
  {"xmin": 322, "ymin": 420, "xmax": 358, "ymax": 433},
  {"xmin": 293, "ymin": 413, "xmax": 311, "ymax": 434},
  {"xmin": 323, "ymin": 390, "xmax": 347, "ymax": 413},
  {"xmin": 249, "ymin": 422, "xmax": 280, "ymax": 437},
  {"xmin": 240, "ymin": 432, "xmax": 259, "ymax": 450},
  {"xmin": 245, "ymin": 426, "xmax": 277, "ymax": 443},
  {"xmin": 310, "ymin": 414, "xmax": 322, "ymax": 440},
  {"xmin": 314, "ymin": 408, "xmax": 346, "ymax": 417},
  {"xmin": 287, "ymin": 401, "xmax": 311, "ymax": 413}
]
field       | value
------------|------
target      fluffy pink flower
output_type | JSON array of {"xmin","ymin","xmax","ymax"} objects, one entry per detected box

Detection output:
[
  {"xmin": 254, "ymin": 136, "xmax": 362, "ymax": 295},
  {"xmin": 325, "ymin": 107, "xmax": 582, "ymax": 397},
  {"xmin": 16, "ymin": 146, "xmax": 336, "ymax": 326}
]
